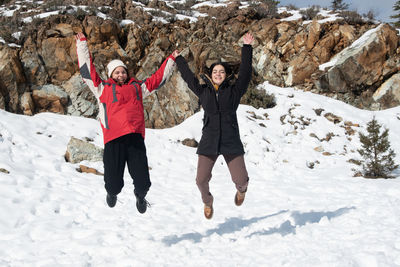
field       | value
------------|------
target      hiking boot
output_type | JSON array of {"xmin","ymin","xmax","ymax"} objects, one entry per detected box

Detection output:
[
  {"xmin": 204, "ymin": 204, "xmax": 213, "ymax": 219},
  {"xmin": 134, "ymin": 191, "xmax": 149, "ymax": 214},
  {"xmin": 234, "ymin": 190, "xmax": 246, "ymax": 206},
  {"xmin": 106, "ymin": 193, "xmax": 117, "ymax": 208}
]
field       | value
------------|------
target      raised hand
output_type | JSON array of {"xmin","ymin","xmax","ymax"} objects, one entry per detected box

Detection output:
[
  {"xmin": 243, "ymin": 32, "xmax": 254, "ymax": 45},
  {"xmin": 75, "ymin": 32, "xmax": 85, "ymax": 41},
  {"xmin": 172, "ymin": 50, "xmax": 180, "ymax": 58}
]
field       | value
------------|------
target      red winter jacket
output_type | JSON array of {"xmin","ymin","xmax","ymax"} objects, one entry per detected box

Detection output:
[{"xmin": 76, "ymin": 36, "xmax": 176, "ymax": 144}]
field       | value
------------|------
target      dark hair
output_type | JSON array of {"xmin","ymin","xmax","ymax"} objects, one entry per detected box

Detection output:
[{"xmin": 208, "ymin": 61, "xmax": 232, "ymax": 77}]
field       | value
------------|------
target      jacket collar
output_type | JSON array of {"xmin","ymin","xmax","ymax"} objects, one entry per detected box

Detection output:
[
  {"xmin": 105, "ymin": 77, "xmax": 139, "ymax": 85},
  {"xmin": 200, "ymin": 73, "xmax": 233, "ymax": 90}
]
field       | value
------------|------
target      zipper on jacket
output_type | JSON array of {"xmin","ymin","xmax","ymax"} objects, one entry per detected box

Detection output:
[
  {"xmin": 215, "ymin": 89, "xmax": 221, "ymax": 155},
  {"xmin": 217, "ymin": 112, "xmax": 222, "ymax": 155}
]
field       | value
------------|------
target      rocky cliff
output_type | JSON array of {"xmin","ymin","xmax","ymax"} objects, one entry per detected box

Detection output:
[{"xmin": 0, "ymin": 0, "xmax": 399, "ymax": 129}]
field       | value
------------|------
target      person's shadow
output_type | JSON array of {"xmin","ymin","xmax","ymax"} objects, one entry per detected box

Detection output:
[{"xmin": 161, "ymin": 207, "xmax": 355, "ymax": 246}]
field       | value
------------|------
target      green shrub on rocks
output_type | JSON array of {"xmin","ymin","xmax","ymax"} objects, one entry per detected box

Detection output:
[{"xmin": 241, "ymin": 87, "xmax": 276, "ymax": 109}]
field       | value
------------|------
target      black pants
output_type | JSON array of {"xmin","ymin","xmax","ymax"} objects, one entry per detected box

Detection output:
[{"xmin": 103, "ymin": 133, "xmax": 151, "ymax": 197}]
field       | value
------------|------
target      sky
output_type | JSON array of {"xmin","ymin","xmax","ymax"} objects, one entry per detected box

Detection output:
[
  {"xmin": 1, "ymin": 80, "xmax": 400, "ymax": 265},
  {"xmin": 279, "ymin": 0, "xmax": 397, "ymax": 23}
]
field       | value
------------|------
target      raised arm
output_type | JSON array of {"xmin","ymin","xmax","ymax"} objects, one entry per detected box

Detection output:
[
  {"xmin": 175, "ymin": 55, "xmax": 202, "ymax": 97},
  {"xmin": 141, "ymin": 50, "xmax": 178, "ymax": 98},
  {"xmin": 235, "ymin": 32, "xmax": 254, "ymax": 97},
  {"xmin": 75, "ymin": 32, "xmax": 103, "ymax": 98}
]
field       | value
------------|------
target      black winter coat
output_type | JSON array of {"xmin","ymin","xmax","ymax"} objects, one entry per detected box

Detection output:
[{"xmin": 176, "ymin": 45, "xmax": 253, "ymax": 155}]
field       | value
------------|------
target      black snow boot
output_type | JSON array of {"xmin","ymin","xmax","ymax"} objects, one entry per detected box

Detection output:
[
  {"xmin": 106, "ymin": 193, "xmax": 117, "ymax": 208},
  {"xmin": 134, "ymin": 190, "xmax": 149, "ymax": 214}
]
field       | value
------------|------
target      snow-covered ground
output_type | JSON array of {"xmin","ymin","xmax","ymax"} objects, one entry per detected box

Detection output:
[{"xmin": 1, "ymin": 82, "xmax": 400, "ymax": 266}]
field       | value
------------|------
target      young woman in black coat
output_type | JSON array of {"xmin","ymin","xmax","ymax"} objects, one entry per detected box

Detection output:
[{"xmin": 175, "ymin": 33, "xmax": 255, "ymax": 219}]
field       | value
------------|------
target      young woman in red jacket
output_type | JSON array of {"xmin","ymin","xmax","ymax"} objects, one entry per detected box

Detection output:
[{"xmin": 75, "ymin": 32, "xmax": 178, "ymax": 213}]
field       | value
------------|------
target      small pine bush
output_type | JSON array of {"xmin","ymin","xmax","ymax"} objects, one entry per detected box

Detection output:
[
  {"xmin": 250, "ymin": 0, "xmax": 280, "ymax": 19},
  {"xmin": 300, "ymin": 6, "xmax": 320, "ymax": 20},
  {"xmin": 0, "ymin": 0, "xmax": 12, "ymax": 5},
  {"xmin": 357, "ymin": 117, "xmax": 398, "ymax": 178},
  {"xmin": 340, "ymin": 10, "xmax": 364, "ymax": 25},
  {"xmin": 286, "ymin": 4, "xmax": 298, "ymax": 11},
  {"xmin": 391, "ymin": 1, "xmax": 400, "ymax": 28},
  {"xmin": 331, "ymin": 0, "xmax": 349, "ymax": 11}
]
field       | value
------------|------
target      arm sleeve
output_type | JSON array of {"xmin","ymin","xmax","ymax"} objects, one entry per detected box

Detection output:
[
  {"xmin": 175, "ymin": 55, "xmax": 202, "ymax": 97},
  {"xmin": 75, "ymin": 37, "xmax": 103, "ymax": 98},
  {"xmin": 234, "ymin": 44, "xmax": 253, "ymax": 97},
  {"xmin": 141, "ymin": 54, "xmax": 176, "ymax": 98}
]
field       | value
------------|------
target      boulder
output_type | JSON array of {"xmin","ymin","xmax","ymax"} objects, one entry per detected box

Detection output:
[
  {"xmin": 286, "ymin": 52, "xmax": 319, "ymax": 86},
  {"xmin": 0, "ymin": 44, "xmax": 26, "ymax": 112},
  {"xmin": 316, "ymin": 24, "xmax": 399, "ymax": 94},
  {"xmin": 63, "ymin": 73, "xmax": 98, "ymax": 118},
  {"xmin": 144, "ymin": 71, "xmax": 200, "ymax": 128},
  {"xmin": 182, "ymin": 138, "xmax": 198, "ymax": 148},
  {"xmin": 65, "ymin": 137, "xmax": 103, "ymax": 164},
  {"xmin": 20, "ymin": 92, "xmax": 35, "ymax": 116},
  {"xmin": 40, "ymin": 36, "xmax": 76, "ymax": 84},
  {"xmin": 76, "ymin": 165, "xmax": 103, "ymax": 176},
  {"xmin": 306, "ymin": 20, "xmax": 322, "ymax": 51},
  {"xmin": 372, "ymin": 73, "xmax": 400, "ymax": 109},
  {"xmin": 20, "ymin": 36, "xmax": 49, "ymax": 86},
  {"xmin": 32, "ymin": 84, "xmax": 68, "ymax": 114}
]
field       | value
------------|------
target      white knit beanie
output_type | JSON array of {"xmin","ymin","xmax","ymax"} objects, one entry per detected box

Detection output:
[{"xmin": 107, "ymin": 59, "xmax": 128, "ymax": 77}]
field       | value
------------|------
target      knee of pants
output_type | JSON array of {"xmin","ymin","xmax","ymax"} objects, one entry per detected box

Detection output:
[{"xmin": 196, "ymin": 174, "xmax": 211, "ymax": 187}]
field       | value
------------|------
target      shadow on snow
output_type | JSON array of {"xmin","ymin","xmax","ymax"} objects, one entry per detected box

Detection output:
[
  {"xmin": 162, "ymin": 207, "xmax": 355, "ymax": 246},
  {"xmin": 247, "ymin": 206, "xmax": 356, "ymax": 238}
]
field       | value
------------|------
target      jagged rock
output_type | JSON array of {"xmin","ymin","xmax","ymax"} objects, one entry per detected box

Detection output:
[
  {"xmin": 314, "ymin": 146, "xmax": 324, "ymax": 152},
  {"xmin": 84, "ymin": 16, "xmax": 120, "ymax": 45},
  {"xmin": 65, "ymin": 137, "xmax": 103, "ymax": 164},
  {"xmin": 372, "ymin": 73, "xmax": 400, "ymax": 109},
  {"xmin": 0, "ymin": 44, "xmax": 26, "ymax": 113},
  {"xmin": 0, "ymin": 168, "xmax": 10, "ymax": 174},
  {"xmin": 324, "ymin": 112, "xmax": 343, "ymax": 124},
  {"xmin": 313, "ymin": 108, "xmax": 324, "ymax": 116},
  {"xmin": 144, "ymin": 72, "xmax": 200, "ymax": 128},
  {"xmin": 344, "ymin": 126, "xmax": 356, "ymax": 136},
  {"xmin": 20, "ymin": 37, "xmax": 49, "ymax": 86},
  {"xmin": 344, "ymin": 121, "xmax": 359, "ymax": 127},
  {"xmin": 20, "ymin": 92, "xmax": 35, "ymax": 116},
  {"xmin": 0, "ymin": 94, "xmax": 4, "ymax": 109},
  {"xmin": 286, "ymin": 52, "xmax": 319, "ymax": 86},
  {"xmin": 63, "ymin": 73, "xmax": 98, "ymax": 118},
  {"xmin": 76, "ymin": 165, "xmax": 103, "ymax": 176},
  {"xmin": 40, "ymin": 37, "xmax": 76, "ymax": 84},
  {"xmin": 316, "ymin": 24, "xmax": 399, "ymax": 97},
  {"xmin": 182, "ymin": 138, "xmax": 198, "ymax": 147},
  {"xmin": 32, "ymin": 84, "xmax": 68, "ymax": 114},
  {"xmin": 306, "ymin": 20, "xmax": 322, "ymax": 50}
]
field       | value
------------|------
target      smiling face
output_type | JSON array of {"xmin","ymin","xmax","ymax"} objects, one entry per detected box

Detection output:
[
  {"xmin": 111, "ymin": 66, "xmax": 128, "ymax": 85},
  {"xmin": 211, "ymin": 64, "xmax": 226, "ymax": 86}
]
